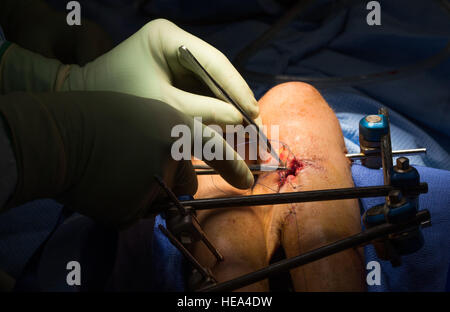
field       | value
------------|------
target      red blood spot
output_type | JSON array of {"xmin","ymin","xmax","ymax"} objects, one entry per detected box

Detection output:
[
  {"xmin": 279, "ymin": 150, "xmax": 288, "ymax": 162},
  {"xmin": 278, "ymin": 158, "xmax": 303, "ymax": 187}
]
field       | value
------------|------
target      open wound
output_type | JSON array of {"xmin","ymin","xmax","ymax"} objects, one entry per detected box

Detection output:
[{"xmin": 278, "ymin": 146, "xmax": 304, "ymax": 188}]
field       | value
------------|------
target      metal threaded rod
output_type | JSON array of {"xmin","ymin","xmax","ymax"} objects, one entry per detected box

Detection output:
[
  {"xmin": 154, "ymin": 183, "xmax": 427, "ymax": 212},
  {"xmin": 158, "ymin": 225, "xmax": 216, "ymax": 283}
]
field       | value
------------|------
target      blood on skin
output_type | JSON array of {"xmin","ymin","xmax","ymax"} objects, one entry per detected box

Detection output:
[
  {"xmin": 261, "ymin": 143, "xmax": 304, "ymax": 187},
  {"xmin": 278, "ymin": 157, "xmax": 303, "ymax": 187}
]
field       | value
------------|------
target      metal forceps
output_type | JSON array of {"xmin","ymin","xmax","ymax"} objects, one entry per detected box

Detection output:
[{"xmin": 177, "ymin": 45, "xmax": 283, "ymax": 166}]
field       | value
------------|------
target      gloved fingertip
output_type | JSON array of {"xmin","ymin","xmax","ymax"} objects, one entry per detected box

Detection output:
[
  {"xmin": 254, "ymin": 116, "xmax": 263, "ymax": 128},
  {"xmin": 248, "ymin": 99, "xmax": 260, "ymax": 119},
  {"xmin": 234, "ymin": 163, "xmax": 254, "ymax": 189},
  {"xmin": 244, "ymin": 171, "xmax": 255, "ymax": 189},
  {"xmin": 215, "ymin": 109, "xmax": 243, "ymax": 128}
]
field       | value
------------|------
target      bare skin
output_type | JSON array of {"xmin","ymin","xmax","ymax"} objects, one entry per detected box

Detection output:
[{"xmin": 192, "ymin": 82, "xmax": 365, "ymax": 291}]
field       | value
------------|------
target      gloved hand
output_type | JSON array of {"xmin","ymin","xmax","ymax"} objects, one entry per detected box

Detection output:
[
  {"xmin": 0, "ymin": 19, "xmax": 259, "ymax": 128},
  {"xmin": 0, "ymin": 91, "xmax": 253, "ymax": 228}
]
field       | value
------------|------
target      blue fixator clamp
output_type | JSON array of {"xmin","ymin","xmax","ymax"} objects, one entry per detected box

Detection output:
[
  {"xmin": 390, "ymin": 157, "xmax": 420, "ymax": 188},
  {"xmin": 359, "ymin": 114, "xmax": 388, "ymax": 142},
  {"xmin": 363, "ymin": 198, "xmax": 418, "ymax": 227},
  {"xmin": 362, "ymin": 156, "xmax": 426, "ymax": 265},
  {"xmin": 359, "ymin": 114, "xmax": 389, "ymax": 169}
]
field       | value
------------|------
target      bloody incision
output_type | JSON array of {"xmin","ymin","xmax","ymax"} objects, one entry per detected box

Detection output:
[{"xmin": 278, "ymin": 157, "xmax": 303, "ymax": 187}]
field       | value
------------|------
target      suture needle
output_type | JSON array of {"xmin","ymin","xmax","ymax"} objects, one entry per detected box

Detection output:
[{"xmin": 194, "ymin": 164, "xmax": 287, "ymax": 175}]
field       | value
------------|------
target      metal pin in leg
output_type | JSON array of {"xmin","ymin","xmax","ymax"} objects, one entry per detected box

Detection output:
[
  {"xmin": 193, "ymin": 214, "xmax": 224, "ymax": 262},
  {"xmin": 153, "ymin": 175, "xmax": 224, "ymax": 262}
]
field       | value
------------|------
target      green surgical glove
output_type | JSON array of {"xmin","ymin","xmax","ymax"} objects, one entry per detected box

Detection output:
[
  {"xmin": 0, "ymin": 91, "xmax": 253, "ymax": 228},
  {"xmin": 0, "ymin": 19, "xmax": 259, "ymax": 128}
]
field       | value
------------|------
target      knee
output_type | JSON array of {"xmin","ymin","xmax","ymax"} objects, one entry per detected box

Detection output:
[
  {"xmin": 259, "ymin": 82, "xmax": 330, "ymax": 114},
  {"xmin": 261, "ymin": 82, "xmax": 322, "ymax": 102},
  {"xmin": 271, "ymin": 82, "xmax": 320, "ymax": 97}
]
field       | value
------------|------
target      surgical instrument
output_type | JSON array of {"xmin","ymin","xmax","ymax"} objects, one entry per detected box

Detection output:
[
  {"xmin": 194, "ymin": 164, "xmax": 287, "ymax": 175},
  {"xmin": 177, "ymin": 45, "xmax": 283, "ymax": 166},
  {"xmin": 193, "ymin": 148, "xmax": 426, "ymax": 175}
]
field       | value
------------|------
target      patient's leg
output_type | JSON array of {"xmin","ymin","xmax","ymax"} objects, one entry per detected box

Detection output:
[
  {"xmin": 255, "ymin": 82, "xmax": 365, "ymax": 291},
  {"xmin": 193, "ymin": 82, "xmax": 364, "ymax": 291},
  {"xmin": 191, "ymin": 158, "xmax": 268, "ymax": 291}
]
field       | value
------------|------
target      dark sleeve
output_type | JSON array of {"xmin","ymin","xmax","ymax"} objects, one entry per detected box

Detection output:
[
  {"xmin": 0, "ymin": 0, "xmax": 112, "ymax": 66},
  {"xmin": 0, "ymin": 0, "xmax": 25, "ymax": 38},
  {"xmin": 0, "ymin": 0, "xmax": 51, "ymax": 39},
  {"xmin": 0, "ymin": 113, "xmax": 17, "ymax": 209}
]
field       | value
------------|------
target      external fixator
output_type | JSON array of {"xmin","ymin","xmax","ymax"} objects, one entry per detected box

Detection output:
[{"xmin": 153, "ymin": 107, "xmax": 430, "ymax": 292}]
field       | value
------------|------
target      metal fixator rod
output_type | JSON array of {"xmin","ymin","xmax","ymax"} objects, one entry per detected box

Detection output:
[
  {"xmin": 346, "ymin": 148, "xmax": 426, "ymax": 160},
  {"xmin": 154, "ymin": 175, "xmax": 224, "ymax": 262},
  {"xmin": 379, "ymin": 108, "xmax": 393, "ymax": 186},
  {"xmin": 158, "ymin": 225, "xmax": 217, "ymax": 283},
  {"xmin": 199, "ymin": 210, "xmax": 431, "ymax": 292},
  {"xmin": 154, "ymin": 175, "xmax": 187, "ymax": 215},
  {"xmin": 189, "ymin": 215, "xmax": 224, "ymax": 262},
  {"xmin": 153, "ymin": 183, "xmax": 428, "ymax": 212}
]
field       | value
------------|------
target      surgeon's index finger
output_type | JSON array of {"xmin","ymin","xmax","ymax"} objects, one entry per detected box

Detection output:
[
  {"xmin": 166, "ymin": 86, "xmax": 243, "ymax": 127},
  {"xmin": 195, "ymin": 121, "xmax": 254, "ymax": 190},
  {"xmin": 163, "ymin": 21, "xmax": 259, "ymax": 119},
  {"xmin": 187, "ymin": 46, "xmax": 259, "ymax": 119}
]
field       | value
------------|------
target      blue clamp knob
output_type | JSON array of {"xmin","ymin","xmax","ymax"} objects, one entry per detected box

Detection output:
[
  {"xmin": 363, "ymin": 204, "xmax": 388, "ymax": 228},
  {"xmin": 387, "ymin": 194, "xmax": 424, "ymax": 256},
  {"xmin": 388, "ymin": 200, "xmax": 418, "ymax": 224},
  {"xmin": 390, "ymin": 157, "xmax": 420, "ymax": 188},
  {"xmin": 363, "ymin": 194, "xmax": 424, "ymax": 258},
  {"xmin": 363, "ymin": 200, "xmax": 418, "ymax": 227},
  {"xmin": 359, "ymin": 114, "xmax": 389, "ymax": 142}
]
